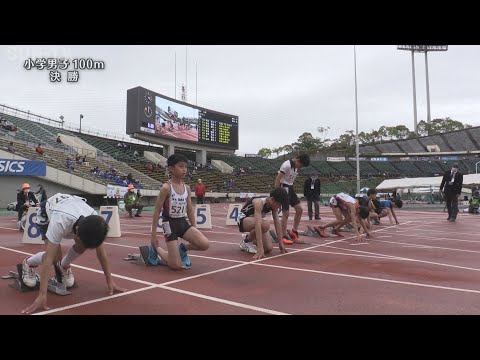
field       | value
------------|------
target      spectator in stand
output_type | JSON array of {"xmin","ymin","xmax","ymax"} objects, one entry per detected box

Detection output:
[
  {"xmin": 56, "ymin": 135, "xmax": 62, "ymax": 144},
  {"xmin": 65, "ymin": 158, "xmax": 74, "ymax": 171},
  {"xmin": 1, "ymin": 119, "xmax": 18, "ymax": 132},
  {"xmin": 195, "ymin": 179, "xmax": 206, "ymax": 204},
  {"xmin": 7, "ymin": 142, "xmax": 15, "ymax": 153},
  {"xmin": 146, "ymin": 163, "xmax": 154, "ymax": 172},
  {"xmin": 35, "ymin": 143, "xmax": 44, "ymax": 155}
]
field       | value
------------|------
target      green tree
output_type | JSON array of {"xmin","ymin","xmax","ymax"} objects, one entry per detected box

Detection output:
[
  {"xmin": 442, "ymin": 117, "xmax": 465, "ymax": 132},
  {"xmin": 317, "ymin": 126, "xmax": 330, "ymax": 141},
  {"xmin": 378, "ymin": 126, "xmax": 388, "ymax": 143},
  {"xmin": 336, "ymin": 130, "xmax": 355, "ymax": 148},
  {"xmin": 407, "ymin": 131, "xmax": 417, "ymax": 139},
  {"xmin": 257, "ymin": 148, "xmax": 272, "ymax": 158},
  {"xmin": 272, "ymin": 147, "xmax": 283, "ymax": 157},
  {"xmin": 385, "ymin": 126, "xmax": 399, "ymax": 140},
  {"xmin": 283, "ymin": 144, "xmax": 293, "ymax": 155},
  {"xmin": 292, "ymin": 132, "xmax": 323, "ymax": 152},
  {"xmin": 371, "ymin": 130, "xmax": 380, "ymax": 143},
  {"xmin": 395, "ymin": 125, "xmax": 410, "ymax": 139},
  {"xmin": 419, "ymin": 117, "xmax": 467, "ymax": 136},
  {"xmin": 417, "ymin": 120, "xmax": 430, "ymax": 136},
  {"xmin": 358, "ymin": 131, "xmax": 370, "ymax": 144}
]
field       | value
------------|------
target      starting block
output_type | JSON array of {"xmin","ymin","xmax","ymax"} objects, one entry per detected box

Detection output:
[
  {"xmin": 340, "ymin": 223, "xmax": 354, "ymax": 232},
  {"xmin": 307, "ymin": 225, "xmax": 329, "ymax": 238},
  {"xmin": 269, "ymin": 229, "xmax": 312, "ymax": 244},
  {"xmin": 300, "ymin": 226, "xmax": 321, "ymax": 238},
  {"xmin": 53, "ymin": 263, "xmax": 78, "ymax": 290},
  {"xmin": 124, "ymin": 246, "xmax": 167, "ymax": 266},
  {"xmin": 2, "ymin": 264, "xmax": 72, "ymax": 296},
  {"xmin": 286, "ymin": 229, "xmax": 312, "ymax": 244},
  {"xmin": 285, "ymin": 232, "xmax": 294, "ymax": 241}
]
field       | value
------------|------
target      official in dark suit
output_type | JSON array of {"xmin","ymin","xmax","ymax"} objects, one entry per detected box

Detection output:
[
  {"xmin": 440, "ymin": 163, "xmax": 463, "ymax": 222},
  {"xmin": 304, "ymin": 174, "xmax": 321, "ymax": 220},
  {"xmin": 16, "ymin": 183, "xmax": 39, "ymax": 221}
]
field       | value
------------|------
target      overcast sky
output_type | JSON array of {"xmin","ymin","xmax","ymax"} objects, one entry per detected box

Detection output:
[{"xmin": 1, "ymin": 45, "xmax": 479, "ymax": 154}]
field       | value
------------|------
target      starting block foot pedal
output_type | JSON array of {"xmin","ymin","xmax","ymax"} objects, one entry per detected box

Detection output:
[
  {"xmin": 47, "ymin": 277, "xmax": 71, "ymax": 296},
  {"xmin": 128, "ymin": 246, "xmax": 167, "ymax": 266},
  {"xmin": 2, "ymin": 264, "xmax": 40, "ymax": 292},
  {"xmin": 124, "ymin": 252, "xmax": 148, "ymax": 266},
  {"xmin": 1, "ymin": 270, "xmax": 19, "ymax": 280},
  {"xmin": 124, "ymin": 254, "xmax": 141, "ymax": 261},
  {"xmin": 3, "ymin": 264, "xmax": 73, "ymax": 295},
  {"xmin": 302, "ymin": 226, "xmax": 320, "ymax": 238},
  {"xmin": 53, "ymin": 263, "xmax": 78, "ymax": 290},
  {"xmin": 309, "ymin": 225, "xmax": 329, "ymax": 238}
]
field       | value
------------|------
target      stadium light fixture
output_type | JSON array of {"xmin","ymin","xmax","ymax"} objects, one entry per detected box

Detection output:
[
  {"xmin": 354, "ymin": 45, "xmax": 360, "ymax": 194},
  {"xmin": 397, "ymin": 45, "xmax": 448, "ymax": 135},
  {"xmin": 80, "ymin": 114, "xmax": 84, "ymax": 133}
]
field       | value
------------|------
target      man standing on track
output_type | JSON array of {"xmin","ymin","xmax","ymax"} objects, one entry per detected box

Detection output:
[{"xmin": 440, "ymin": 162, "xmax": 463, "ymax": 222}]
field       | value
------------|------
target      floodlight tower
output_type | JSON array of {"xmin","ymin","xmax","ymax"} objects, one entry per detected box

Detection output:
[
  {"xmin": 180, "ymin": 84, "xmax": 187, "ymax": 102},
  {"xmin": 397, "ymin": 45, "xmax": 448, "ymax": 135}
]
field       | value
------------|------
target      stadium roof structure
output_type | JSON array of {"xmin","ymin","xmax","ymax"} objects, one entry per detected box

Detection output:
[{"xmin": 376, "ymin": 174, "xmax": 480, "ymax": 191}]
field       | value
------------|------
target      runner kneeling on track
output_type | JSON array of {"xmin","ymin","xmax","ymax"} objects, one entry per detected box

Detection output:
[
  {"xmin": 314, "ymin": 192, "xmax": 372, "ymax": 242},
  {"xmin": 237, "ymin": 188, "xmax": 288, "ymax": 260},
  {"xmin": 148, "ymin": 154, "xmax": 209, "ymax": 270},
  {"xmin": 21, "ymin": 193, "xmax": 126, "ymax": 314},
  {"xmin": 365, "ymin": 189, "xmax": 380, "ymax": 227},
  {"xmin": 377, "ymin": 198, "xmax": 402, "ymax": 225}
]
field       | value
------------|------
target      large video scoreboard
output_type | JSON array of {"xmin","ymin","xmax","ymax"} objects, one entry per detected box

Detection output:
[{"xmin": 126, "ymin": 86, "xmax": 238, "ymax": 149}]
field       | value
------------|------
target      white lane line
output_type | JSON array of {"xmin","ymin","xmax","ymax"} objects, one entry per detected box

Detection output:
[{"xmin": 252, "ymin": 262, "xmax": 480, "ymax": 295}]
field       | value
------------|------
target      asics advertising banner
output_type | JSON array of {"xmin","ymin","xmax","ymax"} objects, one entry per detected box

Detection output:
[{"xmin": 0, "ymin": 159, "xmax": 46, "ymax": 176}]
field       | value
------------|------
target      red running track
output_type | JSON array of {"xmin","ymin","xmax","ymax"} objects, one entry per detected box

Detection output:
[{"xmin": 1, "ymin": 203, "xmax": 479, "ymax": 315}]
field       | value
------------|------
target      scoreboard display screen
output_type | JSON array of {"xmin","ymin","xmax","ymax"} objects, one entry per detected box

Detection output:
[{"xmin": 126, "ymin": 86, "xmax": 238, "ymax": 149}]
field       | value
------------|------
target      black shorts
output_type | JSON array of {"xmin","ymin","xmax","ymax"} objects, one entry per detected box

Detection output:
[
  {"xmin": 371, "ymin": 199, "xmax": 382, "ymax": 215},
  {"xmin": 237, "ymin": 218, "xmax": 246, "ymax": 233},
  {"xmin": 281, "ymin": 184, "xmax": 300, "ymax": 211},
  {"xmin": 162, "ymin": 217, "xmax": 192, "ymax": 242}
]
